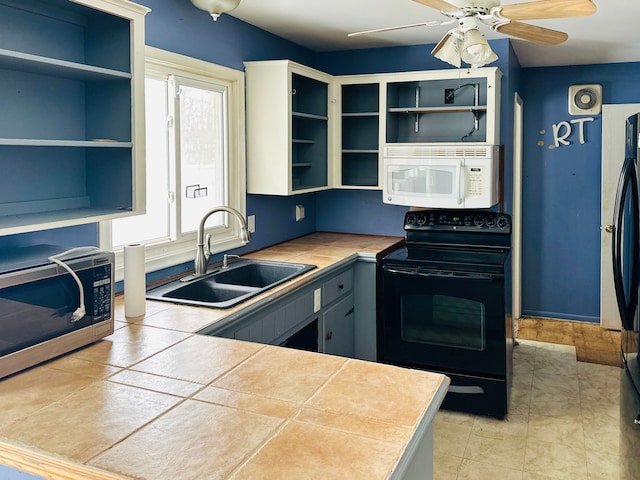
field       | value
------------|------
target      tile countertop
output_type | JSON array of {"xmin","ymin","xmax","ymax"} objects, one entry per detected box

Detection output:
[{"xmin": 0, "ymin": 233, "xmax": 450, "ymax": 480}]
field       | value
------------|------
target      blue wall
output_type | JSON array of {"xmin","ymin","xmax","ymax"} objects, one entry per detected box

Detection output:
[
  {"xmin": 141, "ymin": 0, "xmax": 314, "ymax": 69},
  {"xmin": 315, "ymin": 190, "xmax": 407, "ymax": 236},
  {"xmin": 5, "ymin": 0, "xmax": 640, "ymax": 323},
  {"xmin": 520, "ymin": 62, "xmax": 640, "ymax": 322}
]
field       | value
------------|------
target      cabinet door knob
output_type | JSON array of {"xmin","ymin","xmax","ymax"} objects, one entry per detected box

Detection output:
[
  {"xmin": 604, "ymin": 224, "xmax": 614, "ymax": 233},
  {"xmin": 338, "ymin": 284, "xmax": 344, "ymax": 290},
  {"xmin": 326, "ymin": 331, "xmax": 333, "ymax": 340}
]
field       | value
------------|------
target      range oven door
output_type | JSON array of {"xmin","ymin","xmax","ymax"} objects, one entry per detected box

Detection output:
[{"xmin": 379, "ymin": 264, "xmax": 506, "ymax": 378}]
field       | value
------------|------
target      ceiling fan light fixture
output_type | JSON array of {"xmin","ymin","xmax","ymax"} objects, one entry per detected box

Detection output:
[
  {"xmin": 431, "ymin": 31, "xmax": 461, "ymax": 68},
  {"xmin": 460, "ymin": 27, "xmax": 497, "ymax": 67},
  {"xmin": 190, "ymin": 0, "xmax": 242, "ymax": 21}
]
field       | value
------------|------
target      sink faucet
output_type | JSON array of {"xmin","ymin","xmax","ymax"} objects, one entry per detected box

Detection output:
[{"xmin": 189, "ymin": 206, "xmax": 251, "ymax": 280}]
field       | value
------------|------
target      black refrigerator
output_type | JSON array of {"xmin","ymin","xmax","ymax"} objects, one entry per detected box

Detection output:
[{"xmin": 612, "ymin": 112, "xmax": 640, "ymax": 479}]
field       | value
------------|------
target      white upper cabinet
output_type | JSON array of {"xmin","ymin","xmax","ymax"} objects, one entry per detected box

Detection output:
[
  {"xmin": 245, "ymin": 60, "xmax": 335, "ymax": 196},
  {"xmin": 383, "ymin": 68, "xmax": 501, "ymax": 145},
  {"xmin": 245, "ymin": 63, "xmax": 502, "ymax": 196},
  {"xmin": 0, "ymin": 0, "xmax": 148, "ymax": 235},
  {"xmin": 332, "ymin": 67, "xmax": 502, "ymax": 190}
]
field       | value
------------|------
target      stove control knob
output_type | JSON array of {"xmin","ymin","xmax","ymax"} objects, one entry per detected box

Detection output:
[
  {"xmin": 485, "ymin": 216, "xmax": 496, "ymax": 227},
  {"xmin": 417, "ymin": 214, "xmax": 427, "ymax": 225},
  {"xmin": 406, "ymin": 214, "xmax": 417, "ymax": 225},
  {"xmin": 473, "ymin": 216, "xmax": 484, "ymax": 227},
  {"xmin": 496, "ymin": 215, "xmax": 509, "ymax": 229}
]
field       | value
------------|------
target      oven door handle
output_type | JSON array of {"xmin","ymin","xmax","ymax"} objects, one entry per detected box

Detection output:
[{"xmin": 384, "ymin": 267, "xmax": 498, "ymax": 281}]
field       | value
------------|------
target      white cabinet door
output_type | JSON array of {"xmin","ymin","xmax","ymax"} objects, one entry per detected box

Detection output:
[{"xmin": 322, "ymin": 294, "xmax": 355, "ymax": 358}]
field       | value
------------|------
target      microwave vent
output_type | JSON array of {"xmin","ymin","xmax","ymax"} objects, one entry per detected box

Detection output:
[{"xmin": 384, "ymin": 145, "xmax": 496, "ymax": 159}]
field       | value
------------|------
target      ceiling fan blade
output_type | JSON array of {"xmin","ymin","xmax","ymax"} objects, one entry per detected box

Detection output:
[
  {"xmin": 412, "ymin": 0, "xmax": 460, "ymax": 14},
  {"xmin": 496, "ymin": 20, "xmax": 568, "ymax": 45},
  {"xmin": 348, "ymin": 21, "xmax": 442, "ymax": 37},
  {"xmin": 500, "ymin": 0, "xmax": 597, "ymax": 21}
]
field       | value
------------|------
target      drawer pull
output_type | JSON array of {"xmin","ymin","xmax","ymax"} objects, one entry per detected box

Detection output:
[{"xmin": 338, "ymin": 284, "xmax": 344, "ymax": 290}]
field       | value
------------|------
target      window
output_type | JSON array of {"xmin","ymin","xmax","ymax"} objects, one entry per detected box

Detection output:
[{"xmin": 100, "ymin": 46, "xmax": 246, "ymax": 281}]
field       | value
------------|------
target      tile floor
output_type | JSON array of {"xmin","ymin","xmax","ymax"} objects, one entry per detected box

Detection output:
[{"xmin": 433, "ymin": 339, "xmax": 622, "ymax": 480}]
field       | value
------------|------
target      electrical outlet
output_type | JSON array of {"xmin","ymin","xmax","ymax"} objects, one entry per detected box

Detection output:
[
  {"xmin": 247, "ymin": 215, "xmax": 256, "ymax": 233},
  {"xmin": 445, "ymin": 88, "xmax": 455, "ymax": 104},
  {"xmin": 295, "ymin": 204, "xmax": 305, "ymax": 222}
]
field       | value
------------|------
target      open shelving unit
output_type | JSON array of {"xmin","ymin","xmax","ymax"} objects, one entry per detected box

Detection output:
[
  {"xmin": 290, "ymin": 74, "xmax": 329, "ymax": 191},
  {"xmin": 246, "ymin": 62, "xmax": 501, "ymax": 195},
  {"xmin": 0, "ymin": 0, "xmax": 148, "ymax": 235},
  {"xmin": 339, "ymin": 83, "xmax": 380, "ymax": 188},
  {"xmin": 245, "ymin": 60, "xmax": 332, "ymax": 195},
  {"xmin": 386, "ymin": 78, "xmax": 490, "ymax": 144}
]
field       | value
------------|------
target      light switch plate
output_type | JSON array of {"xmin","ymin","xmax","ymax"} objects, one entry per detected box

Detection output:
[
  {"xmin": 295, "ymin": 205, "xmax": 305, "ymax": 222},
  {"xmin": 247, "ymin": 215, "xmax": 256, "ymax": 233}
]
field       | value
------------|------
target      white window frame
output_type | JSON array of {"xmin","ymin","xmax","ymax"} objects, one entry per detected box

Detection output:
[{"xmin": 100, "ymin": 46, "xmax": 246, "ymax": 282}]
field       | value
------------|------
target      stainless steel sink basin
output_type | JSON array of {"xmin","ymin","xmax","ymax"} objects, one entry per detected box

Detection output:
[{"xmin": 146, "ymin": 259, "xmax": 316, "ymax": 309}]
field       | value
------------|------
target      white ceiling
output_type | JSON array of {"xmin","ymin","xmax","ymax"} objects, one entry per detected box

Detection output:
[{"xmin": 227, "ymin": 0, "xmax": 640, "ymax": 68}]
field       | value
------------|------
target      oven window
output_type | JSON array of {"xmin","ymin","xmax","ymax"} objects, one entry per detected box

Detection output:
[{"xmin": 400, "ymin": 293, "xmax": 485, "ymax": 350}]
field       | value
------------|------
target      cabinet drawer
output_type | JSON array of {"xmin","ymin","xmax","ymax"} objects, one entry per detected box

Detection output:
[{"xmin": 323, "ymin": 269, "xmax": 353, "ymax": 306}]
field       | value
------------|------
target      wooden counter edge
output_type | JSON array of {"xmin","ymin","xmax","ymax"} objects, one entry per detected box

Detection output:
[{"xmin": 0, "ymin": 441, "xmax": 126, "ymax": 480}]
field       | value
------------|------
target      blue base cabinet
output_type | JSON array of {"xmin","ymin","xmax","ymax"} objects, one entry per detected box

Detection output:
[{"xmin": 201, "ymin": 264, "xmax": 355, "ymax": 359}]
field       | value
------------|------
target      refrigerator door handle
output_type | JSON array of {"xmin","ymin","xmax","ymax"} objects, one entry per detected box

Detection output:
[{"xmin": 612, "ymin": 157, "xmax": 640, "ymax": 331}]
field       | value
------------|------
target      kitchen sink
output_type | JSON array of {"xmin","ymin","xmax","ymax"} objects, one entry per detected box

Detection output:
[{"xmin": 146, "ymin": 259, "xmax": 316, "ymax": 309}]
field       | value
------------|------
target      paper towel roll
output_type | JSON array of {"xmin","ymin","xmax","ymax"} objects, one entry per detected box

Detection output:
[{"xmin": 124, "ymin": 243, "xmax": 146, "ymax": 317}]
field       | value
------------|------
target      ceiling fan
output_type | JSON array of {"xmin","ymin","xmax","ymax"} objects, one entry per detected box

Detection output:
[{"xmin": 349, "ymin": 0, "xmax": 597, "ymax": 68}]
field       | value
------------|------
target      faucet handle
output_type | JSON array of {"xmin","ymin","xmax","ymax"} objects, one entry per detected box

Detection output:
[{"xmin": 204, "ymin": 233, "xmax": 212, "ymax": 257}]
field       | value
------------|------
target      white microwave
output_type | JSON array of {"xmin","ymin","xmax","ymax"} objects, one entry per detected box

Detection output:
[{"xmin": 383, "ymin": 145, "xmax": 500, "ymax": 209}]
